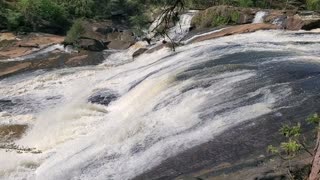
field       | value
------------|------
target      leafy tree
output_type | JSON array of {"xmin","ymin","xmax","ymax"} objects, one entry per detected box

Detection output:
[
  {"xmin": 54, "ymin": 0, "xmax": 95, "ymax": 18},
  {"xmin": 18, "ymin": 0, "xmax": 67, "ymax": 31}
]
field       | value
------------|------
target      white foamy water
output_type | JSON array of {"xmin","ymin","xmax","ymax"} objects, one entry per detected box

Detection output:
[
  {"xmin": 253, "ymin": 11, "xmax": 267, "ymax": 24},
  {"xmin": 5, "ymin": 44, "xmax": 70, "ymax": 62},
  {"xmin": 1, "ymin": 30, "xmax": 320, "ymax": 180}
]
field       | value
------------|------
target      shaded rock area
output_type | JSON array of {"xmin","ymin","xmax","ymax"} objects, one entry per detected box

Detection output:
[
  {"xmin": 78, "ymin": 37, "xmax": 106, "ymax": 51},
  {"xmin": 88, "ymin": 89, "xmax": 118, "ymax": 106}
]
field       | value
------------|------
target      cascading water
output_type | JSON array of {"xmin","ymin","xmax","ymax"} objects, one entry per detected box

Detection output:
[
  {"xmin": 5, "ymin": 44, "xmax": 70, "ymax": 62},
  {"xmin": 147, "ymin": 11, "xmax": 197, "ymax": 43},
  {"xmin": 167, "ymin": 11, "xmax": 198, "ymax": 42},
  {"xmin": 252, "ymin": 11, "xmax": 267, "ymax": 23},
  {"xmin": 1, "ymin": 29, "xmax": 320, "ymax": 180}
]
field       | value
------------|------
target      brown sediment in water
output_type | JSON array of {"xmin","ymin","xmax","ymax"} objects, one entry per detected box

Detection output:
[{"xmin": 0, "ymin": 124, "xmax": 28, "ymax": 142}]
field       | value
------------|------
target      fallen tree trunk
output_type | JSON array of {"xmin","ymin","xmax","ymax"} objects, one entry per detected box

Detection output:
[
  {"xmin": 18, "ymin": 44, "xmax": 40, "ymax": 48},
  {"xmin": 309, "ymin": 123, "xmax": 320, "ymax": 180}
]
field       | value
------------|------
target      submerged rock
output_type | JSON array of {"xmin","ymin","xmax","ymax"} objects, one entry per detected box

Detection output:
[
  {"xmin": 0, "ymin": 99, "xmax": 15, "ymax": 112},
  {"xmin": 0, "ymin": 124, "xmax": 28, "ymax": 142},
  {"xmin": 88, "ymin": 89, "xmax": 118, "ymax": 106}
]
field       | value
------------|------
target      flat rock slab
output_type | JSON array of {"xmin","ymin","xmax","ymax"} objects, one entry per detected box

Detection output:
[
  {"xmin": 0, "ymin": 33, "xmax": 64, "ymax": 60},
  {"xmin": 189, "ymin": 23, "xmax": 279, "ymax": 44},
  {"xmin": 0, "ymin": 51, "xmax": 104, "ymax": 79}
]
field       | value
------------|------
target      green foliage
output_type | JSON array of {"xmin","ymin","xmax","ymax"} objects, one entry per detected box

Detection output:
[
  {"xmin": 130, "ymin": 14, "xmax": 150, "ymax": 36},
  {"xmin": 280, "ymin": 123, "xmax": 301, "ymax": 138},
  {"xmin": 193, "ymin": 6, "xmax": 242, "ymax": 28},
  {"xmin": 268, "ymin": 113, "xmax": 320, "ymax": 165},
  {"xmin": 281, "ymin": 139, "xmax": 302, "ymax": 155},
  {"xmin": 5, "ymin": 10, "xmax": 24, "ymax": 31},
  {"xmin": 65, "ymin": 19, "xmax": 86, "ymax": 44},
  {"xmin": 54, "ymin": 0, "xmax": 95, "ymax": 18},
  {"xmin": 268, "ymin": 123, "xmax": 303, "ymax": 160},
  {"xmin": 18, "ymin": 0, "xmax": 67, "ymax": 30},
  {"xmin": 237, "ymin": 0, "xmax": 254, "ymax": 7},
  {"xmin": 306, "ymin": 0, "xmax": 320, "ymax": 10},
  {"xmin": 267, "ymin": 145, "xmax": 279, "ymax": 154},
  {"xmin": 212, "ymin": 15, "xmax": 230, "ymax": 27},
  {"xmin": 307, "ymin": 113, "xmax": 320, "ymax": 124},
  {"xmin": 230, "ymin": 11, "xmax": 240, "ymax": 23}
]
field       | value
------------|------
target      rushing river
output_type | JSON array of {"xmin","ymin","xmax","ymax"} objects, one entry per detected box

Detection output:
[{"xmin": 1, "ymin": 30, "xmax": 320, "ymax": 179}]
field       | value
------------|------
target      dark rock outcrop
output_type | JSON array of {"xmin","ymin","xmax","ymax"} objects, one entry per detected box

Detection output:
[
  {"xmin": 68, "ymin": 20, "xmax": 136, "ymax": 51},
  {"xmin": 88, "ymin": 89, "xmax": 118, "ymax": 106},
  {"xmin": 78, "ymin": 37, "xmax": 106, "ymax": 51}
]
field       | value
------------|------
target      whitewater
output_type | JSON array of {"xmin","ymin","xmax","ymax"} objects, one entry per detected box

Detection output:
[{"xmin": 1, "ymin": 15, "xmax": 320, "ymax": 179}]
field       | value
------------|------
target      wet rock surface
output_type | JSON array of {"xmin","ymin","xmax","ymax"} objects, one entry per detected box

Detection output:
[
  {"xmin": 0, "ymin": 33, "xmax": 64, "ymax": 60},
  {"xmin": 188, "ymin": 23, "xmax": 279, "ymax": 44},
  {"xmin": 88, "ymin": 89, "xmax": 119, "ymax": 106},
  {"xmin": 0, "ymin": 51, "xmax": 105, "ymax": 79},
  {"xmin": 0, "ymin": 124, "xmax": 28, "ymax": 143}
]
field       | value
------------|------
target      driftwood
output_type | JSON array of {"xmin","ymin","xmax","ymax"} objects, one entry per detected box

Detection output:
[{"xmin": 18, "ymin": 44, "xmax": 40, "ymax": 48}]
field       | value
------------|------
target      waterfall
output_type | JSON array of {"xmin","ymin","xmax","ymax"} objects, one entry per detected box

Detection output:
[
  {"xmin": 1, "ymin": 30, "xmax": 320, "ymax": 180},
  {"xmin": 148, "ymin": 11, "xmax": 197, "ymax": 43},
  {"xmin": 167, "ymin": 11, "xmax": 198, "ymax": 42},
  {"xmin": 252, "ymin": 11, "xmax": 267, "ymax": 23}
]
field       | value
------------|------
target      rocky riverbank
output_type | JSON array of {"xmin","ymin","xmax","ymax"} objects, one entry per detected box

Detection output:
[{"xmin": 2, "ymin": 5, "xmax": 320, "ymax": 79}]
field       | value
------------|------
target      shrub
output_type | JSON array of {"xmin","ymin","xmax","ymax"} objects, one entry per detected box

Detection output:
[
  {"xmin": 65, "ymin": 19, "xmax": 86, "ymax": 44},
  {"xmin": 306, "ymin": 0, "xmax": 320, "ymax": 10},
  {"xmin": 212, "ymin": 15, "xmax": 230, "ymax": 27}
]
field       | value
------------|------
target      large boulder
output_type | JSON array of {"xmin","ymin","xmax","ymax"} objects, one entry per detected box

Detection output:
[
  {"xmin": 106, "ymin": 31, "xmax": 136, "ymax": 49},
  {"xmin": 299, "ymin": 11, "xmax": 320, "ymax": 30},
  {"xmin": 191, "ymin": 6, "xmax": 257, "ymax": 29},
  {"xmin": 67, "ymin": 20, "xmax": 136, "ymax": 51},
  {"xmin": 191, "ymin": 6, "xmax": 320, "ymax": 32},
  {"xmin": 285, "ymin": 14, "xmax": 305, "ymax": 30},
  {"xmin": 78, "ymin": 37, "xmax": 106, "ymax": 51}
]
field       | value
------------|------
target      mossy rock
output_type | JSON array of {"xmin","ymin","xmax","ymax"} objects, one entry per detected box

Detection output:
[{"xmin": 191, "ymin": 6, "xmax": 256, "ymax": 29}]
